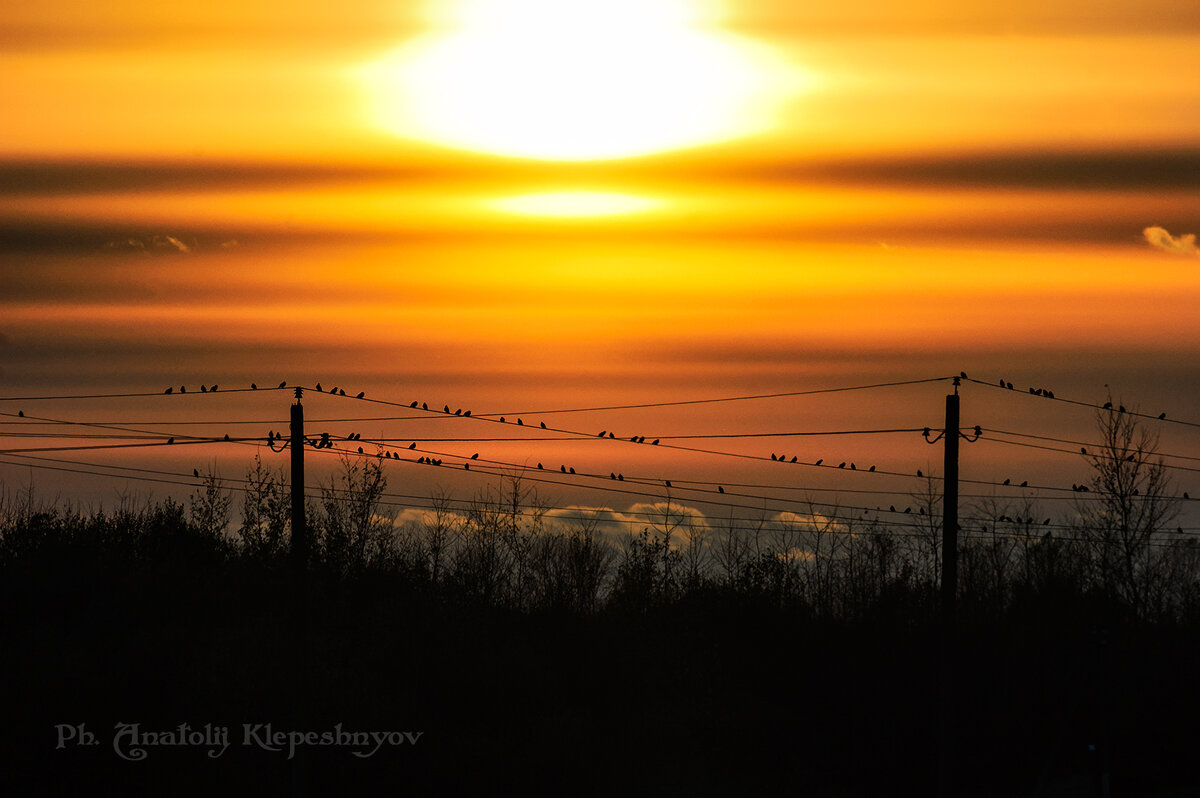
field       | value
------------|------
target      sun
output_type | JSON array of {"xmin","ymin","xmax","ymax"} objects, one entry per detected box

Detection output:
[{"xmin": 360, "ymin": 0, "xmax": 800, "ymax": 161}]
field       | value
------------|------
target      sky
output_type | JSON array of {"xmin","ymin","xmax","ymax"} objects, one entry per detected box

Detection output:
[{"xmin": 2, "ymin": 0, "xmax": 1199, "ymax": 535}]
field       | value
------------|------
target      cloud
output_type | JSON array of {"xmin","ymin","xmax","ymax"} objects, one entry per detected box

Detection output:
[{"xmin": 1143, "ymin": 226, "xmax": 1200, "ymax": 256}]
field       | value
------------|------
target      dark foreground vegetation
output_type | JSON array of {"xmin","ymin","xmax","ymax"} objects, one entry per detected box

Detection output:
[{"xmin": 2, "ymin": 411, "xmax": 1198, "ymax": 796}]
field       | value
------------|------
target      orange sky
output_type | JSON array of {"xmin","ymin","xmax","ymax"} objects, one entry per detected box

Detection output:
[{"xmin": 2, "ymin": 0, "xmax": 1199, "ymax": 522}]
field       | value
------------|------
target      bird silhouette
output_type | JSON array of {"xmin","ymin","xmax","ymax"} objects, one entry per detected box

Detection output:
[
  {"xmin": 464, "ymin": 463, "xmax": 470, "ymax": 470},
  {"xmin": 164, "ymin": 387, "xmax": 173, "ymax": 394},
  {"xmin": 444, "ymin": 405, "xmax": 450, "ymax": 413},
  {"xmin": 1081, "ymin": 447, "xmax": 1087, "ymax": 454},
  {"xmin": 193, "ymin": 468, "xmax": 200, "ymax": 478},
  {"xmin": 180, "ymin": 386, "xmax": 186, "ymax": 393},
  {"xmin": 358, "ymin": 447, "xmax": 364, "ymax": 454},
  {"xmin": 569, "ymin": 467, "xmax": 575, "ymax": 474},
  {"xmin": 1159, "ymin": 412, "xmax": 1166, "ymax": 419},
  {"xmin": 408, "ymin": 442, "xmax": 416, "ymax": 449},
  {"xmin": 540, "ymin": 422, "xmax": 547, "ymax": 429},
  {"xmin": 636, "ymin": 436, "xmax": 644, "ymax": 443},
  {"xmin": 464, "ymin": 410, "xmax": 473, "ymax": 417},
  {"xmin": 409, "ymin": 401, "xmax": 418, "ymax": 407},
  {"xmin": 251, "ymin": 383, "xmax": 257, "ymax": 390},
  {"xmin": 223, "ymin": 434, "xmax": 230, "ymax": 441},
  {"xmin": 1185, "ymin": 492, "xmax": 1191, "ymax": 500},
  {"xmin": 1119, "ymin": 405, "xmax": 1126, "ymax": 413},
  {"xmin": 211, "ymin": 385, "xmax": 218, "ymax": 392},
  {"xmin": 454, "ymin": 408, "xmax": 462, "ymax": 416},
  {"xmin": 500, "ymin": 417, "xmax": 506, "ymax": 423},
  {"xmin": 1006, "ymin": 382, "xmax": 1014, "ymax": 390},
  {"xmin": 838, "ymin": 462, "xmax": 846, "ymax": 469},
  {"xmin": 610, "ymin": 473, "xmax": 616, "ymax": 480},
  {"xmin": 560, "ymin": 465, "xmax": 566, "ymax": 473},
  {"xmin": 904, "ymin": 507, "xmax": 912, "ymax": 513},
  {"xmin": 850, "ymin": 463, "xmax": 857, "ymax": 470},
  {"xmin": 616, "ymin": 473, "xmax": 622, "ymax": 481},
  {"xmin": 869, "ymin": 465, "xmax": 876, "ymax": 472},
  {"xmin": 651, "ymin": 439, "xmax": 659, "ymax": 445},
  {"xmin": 518, "ymin": 418, "xmax": 524, "ymax": 425},
  {"xmin": 167, "ymin": 437, "xmax": 175, "ymax": 444},
  {"xmin": 771, "ymin": 454, "xmax": 778, "ymax": 461},
  {"xmin": 665, "ymin": 480, "xmax": 671, "ymax": 488},
  {"xmin": 471, "ymin": 453, "xmax": 479, "ymax": 460},
  {"xmin": 1003, "ymin": 478, "xmax": 1010, "ymax": 485},
  {"xmin": 790, "ymin": 456, "xmax": 798, "ymax": 463},
  {"xmin": 18, "ymin": 411, "xmax": 24, "ymax": 417},
  {"xmin": 1020, "ymin": 481, "xmax": 1028, "ymax": 487},
  {"xmin": 537, "ymin": 462, "xmax": 543, "ymax": 469},
  {"xmin": 422, "ymin": 402, "xmax": 429, "ymax": 411},
  {"xmin": 815, "ymin": 459, "xmax": 823, "ymax": 466},
  {"xmin": 718, "ymin": 486, "xmax": 725, "ymax": 493},
  {"xmin": 316, "ymin": 383, "xmax": 322, "ymax": 392},
  {"xmin": 338, "ymin": 389, "xmax": 345, "ymax": 396},
  {"xmin": 598, "ymin": 431, "xmax": 607, "ymax": 437},
  {"xmin": 1103, "ymin": 401, "xmax": 1112, "ymax": 409},
  {"xmin": 200, "ymin": 385, "xmax": 207, "ymax": 393},
  {"xmin": 278, "ymin": 381, "xmax": 286, "ymax": 389},
  {"xmin": 890, "ymin": 505, "xmax": 896, "ymax": 512}
]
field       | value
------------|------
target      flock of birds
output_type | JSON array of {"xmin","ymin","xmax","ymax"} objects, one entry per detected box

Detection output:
[{"xmin": 144, "ymin": 377, "xmax": 1193, "ymax": 513}]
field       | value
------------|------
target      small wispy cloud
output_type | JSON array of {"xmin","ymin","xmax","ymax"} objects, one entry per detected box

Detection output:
[{"xmin": 1143, "ymin": 226, "xmax": 1199, "ymax": 256}]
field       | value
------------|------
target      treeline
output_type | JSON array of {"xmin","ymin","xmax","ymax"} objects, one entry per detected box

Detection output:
[{"xmin": 4, "ymin": 406, "xmax": 1198, "ymax": 626}]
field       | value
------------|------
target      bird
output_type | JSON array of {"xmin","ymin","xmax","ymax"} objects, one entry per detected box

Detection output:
[
  {"xmin": 917, "ymin": 469, "xmax": 923, "ymax": 477},
  {"xmin": 616, "ymin": 473, "xmax": 623, "ymax": 481},
  {"xmin": 1043, "ymin": 519, "xmax": 1051, "ymax": 525},
  {"xmin": 167, "ymin": 437, "xmax": 175, "ymax": 445},
  {"xmin": 180, "ymin": 386, "xmax": 186, "ymax": 393},
  {"xmin": 540, "ymin": 422, "xmax": 547, "ymax": 429},
  {"xmin": 499, "ymin": 417, "xmax": 506, "ymax": 423},
  {"xmin": 651, "ymin": 439, "xmax": 659, "ymax": 446},
  {"xmin": 410, "ymin": 401, "xmax": 418, "ymax": 408},
  {"xmin": 890, "ymin": 505, "xmax": 896, "ymax": 512},
  {"xmin": 838, "ymin": 462, "xmax": 846, "ymax": 469},
  {"xmin": 517, "ymin": 418, "xmax": 524, "ymax": 425},
  {"xmin": 200, "ymin": 385, "xmax": 208, "ymax": 393},
  {"xmin": 471, "ymin": 453, "xmax": 479, "ymax": 460},
  {"xmin": 664, "ymin": 480, "xmax": 671, "ymax": 488},
  {"xmin": 537, "ymin": 462, "xmax": 543, "ymax": 470},
  {"xmin": 1158, "ymin": 412, "xmax": 1166, "ymax": 420},
  {"xmin": 636, "ymin": 436, "xmax": 644, "ymax": 443},
  {"xmin": 223, "ymin": 434, "xmax": 230, "ymax": 441},
  {"xmin": 316, "ymin": 383, "xmax": 322, "ymax": 392},
  {"xmin": 1006, "ymin": 382, "xmax": 1014, "ymax": 390},
  {"xmin": 18, "ymin": 410, "xmax": 24, "ymax": 418},
  {"xmin": 444, "ymin": 405, "xmax": 450, "ymax": 413},
  {"xmin": 610, "ymin": 473, "xmax": 616, "ymax": 480},
  {"xmin": 408, "ymin": 442, "xmax": 416, "ymax": 449},
  {"xmin": 464, "ymin": 463, "xmax": 470, "ymax": 470},
  {"xmin": 251, "ymin": 383, "xmax": 257, "ymax": 390},
  {"xmin": 465, "ymin": 411, "xmax": 472, "ymax": 417},
  {"xmin": 1185, "ymin": 492, "xmax": 1191, "ymax": 500},
  {"xmin": 1003, "ymin": 478, "xmax": 1010, "ymax": 485},
  {"xmin": 268, "ymin": 431, "xmax": 275, "ymax": 441},
  {"xmin": 790, "ymin": 456, "xmax": 798, "ymax": 463},
  {"xmin": 598, "ymin": 431, "xmax": 607, "ymax": 437},
  {"xmin": 210, "ymin": 385, "xmax": 218, "ymax": 392},
  {"xmin": 422, "ymin": 402, "xmax": 429, "ymax": 411},
  {"xmin": 815, "ymin": 459, "xmax": 823, "ymax": 466},
  {"xmin": 356, "ymin": 391, "xmax": 365, "ymax": 399},
  {"xmin": 869, "ymin": 465, "xmax": 876, "ymax": 472},
  {"xmin": 960, "ymin": 371, "xmax": 968, "ymax": 379},
  {"xmin": 358, "ymin": 447, "xmax": 363, "ymax": 454},
  {"xmin": 193, "ymin": 468, "xmax": 200, "ymax": 478},
  {"xmin": 338, "ymin": 389, "xmax": 345, "ymax": 396},
  {"xmin": 1119, "ymin": 405, "xmax": 1126, "ymax": 413},
  {"xmin": 1081, "ymin": 447, "xmax": 1087, "ymax": 454},
  {"xmin": 454, "ymin": 408, "xmax": 462, "ymax": 416},
  {"xmin": 278, "ymin": 381, "xmax": 286, "ymax": 389},
  {"xmin": 164, "ymin": 387, "xmax": 173, "ymax": 394},
  {"xmin": 570, "ymin": 467, "xmax": 576, "ymax": 474},
  {"xmin": 998, "ymin": 378, "xmax": 1005, "ymax": 387},
  {"xmin": 850, "ymin": 463, "xmax": 857, "ymax": 470},
  {"xmin": 718, "ymin": 486, "xmax": 725, "ymax": 493},
  {"xmin": 560, "ymin": 465, "xmax": 566, "ymax": 473},
  {"xmin": 904, "ymin": 507, "xmax": 912, "ymax": 513},
  {"xmin": 1020, "ymin": 481, "xmax": 1028, "ymax": 487},
  {"xmin": 771, "ymin": 454, "xmax": 778, "ymax": 461},
  {"xmin": 1102, "ymin": 401, "xmax": 1112, "ymax": 409}
]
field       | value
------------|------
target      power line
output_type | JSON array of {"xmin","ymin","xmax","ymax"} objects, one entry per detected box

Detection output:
[{"xmin": 0, "ymin": 385, "xmax": 291, "ymax": 402}]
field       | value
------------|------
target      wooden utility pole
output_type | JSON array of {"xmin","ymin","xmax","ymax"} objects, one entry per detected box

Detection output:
[
  {"xmin": 939, "ymin": 380, "xmax": 960, "ymax": 798},
  {"xmin": 290, "ymin": 387, "xmax": 308, "ymax": 567}
]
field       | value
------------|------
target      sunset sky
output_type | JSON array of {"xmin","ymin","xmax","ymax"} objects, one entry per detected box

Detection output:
[{"xmin": 2, "ymin": 0, "xmax": 1199, "ymax": 531}]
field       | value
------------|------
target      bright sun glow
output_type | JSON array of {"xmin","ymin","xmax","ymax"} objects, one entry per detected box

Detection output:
[
  {"xmin": 361, "ymin": 0, "xmax": 802, "ymax": 161},
  {"xmin": 489, "ymin": 191, "xmax": 662, "ymax": 217}
]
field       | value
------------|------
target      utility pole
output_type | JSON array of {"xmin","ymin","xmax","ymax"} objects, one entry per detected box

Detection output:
[
  {"xmin": 290, "ymin": 387, "xmax": 308, "ymax": 567},
  {"xmin": 288, "ymin": 387, "xmax": 309, "ymax": 797},
  {"xmin": 938, "ymin": 379, "xmax": 960, "ymax": 798}
]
